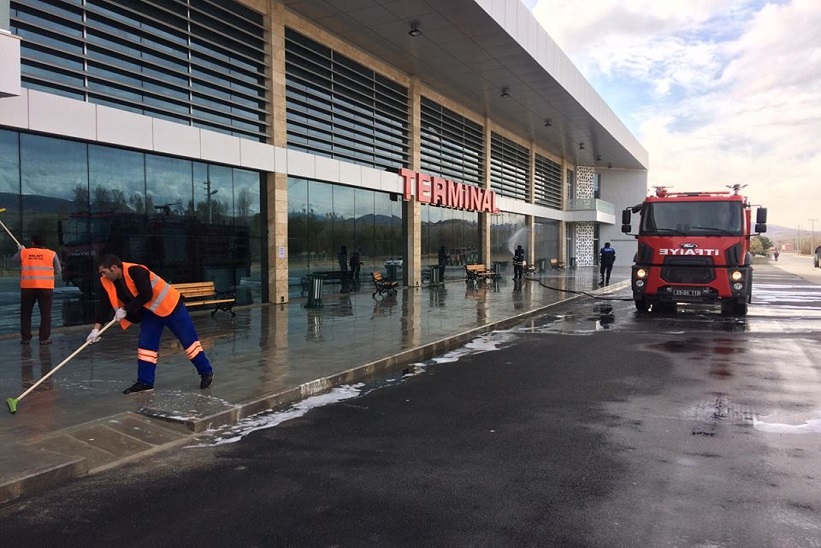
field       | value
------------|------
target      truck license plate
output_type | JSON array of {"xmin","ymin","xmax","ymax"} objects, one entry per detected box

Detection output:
[{"xmin": 672, "ymin": 288, "xmax": 702, "ymax": 297}]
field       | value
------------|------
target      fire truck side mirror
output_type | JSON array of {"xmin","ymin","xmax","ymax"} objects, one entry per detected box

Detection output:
[
  {"xmin": 621, "ymin": 209, "xmax": 632, "ymax": 234},
  {"xmin": 754, "ymin": 207, "xmax": 767, "ymax": 233}
]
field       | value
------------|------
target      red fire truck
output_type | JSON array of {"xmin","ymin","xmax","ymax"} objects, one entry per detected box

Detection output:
[{"xmin": 621, "ymin": 184, "xmax": 767, "ymax": 315}]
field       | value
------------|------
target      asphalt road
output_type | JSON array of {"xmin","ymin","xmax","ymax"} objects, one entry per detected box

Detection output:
[{"xmin": 2, "ymin": 266, "xmax": 821, "ymax": 547}]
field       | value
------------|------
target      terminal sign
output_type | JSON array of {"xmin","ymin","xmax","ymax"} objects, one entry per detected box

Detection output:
[{"xmin": 400, "ymin": 168, "xmax": 499, "ymax": 213}]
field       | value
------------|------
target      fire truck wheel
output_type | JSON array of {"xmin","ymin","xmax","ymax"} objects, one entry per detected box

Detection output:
[{"xmin": 634, "ymin": 298, "xmax": 651, "ymax": 313}]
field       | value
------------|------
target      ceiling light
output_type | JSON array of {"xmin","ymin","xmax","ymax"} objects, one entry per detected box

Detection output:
[
  {"xmin": 544, "ymin": 119, "xmax": 552, "ymax": 127},
  {"xmin": 408, "ymin": 25, "xmax": 421, "ymax": 37},
  {"xmin": 578, "ymin": 142, "xmax": 585, "ymax": 150},
  {"xmin": 500, "ymin": 89, "xmax": 510, "ymax": 98}
]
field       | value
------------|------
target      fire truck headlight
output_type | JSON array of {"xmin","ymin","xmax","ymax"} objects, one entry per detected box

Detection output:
[
  {"xmin": 636, "ymin": 268, "xmax": 647, "ymax": 279},
  {"xmin": 731, "ymin": 270, "xmax": 743, "ymax": 282},
  {"xmin": 733, "ymin": 282, "xmax": 743, "ymax": 291}
]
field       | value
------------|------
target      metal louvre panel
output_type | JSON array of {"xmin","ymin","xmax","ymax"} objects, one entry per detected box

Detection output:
[
  {"xmin": 490, "ymin": 132, "xmax": 529, "ymax": 201},
  {"xmin": 284, "ymin": 28, "xmax": 410, "ymax": 171},
  {"xmin": 420, "ymin": 97, "xmax": 484, "ymax": 186},
  {"xmin": 534, "ymin": 153, "xmax": 562, "ymax": 209},
  {"xmin": 11, "ymin": 0, "xmax": 268, "ymax": 141}
]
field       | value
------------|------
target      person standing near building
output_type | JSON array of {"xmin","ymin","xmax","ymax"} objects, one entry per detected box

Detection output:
[
  {"xmin": 599, "ymin": 242, "xmax": 616, "ymax": 285},
  {"xmin": 438, "ymin": 246, "xmax": 449, "ymax": 280},
  {"xmin": 88, "ymin": 255, "xmax": 214, "ymax": 394},
  {"xmin": 15, "ymin": 234, "xmax": 61, "ymax": 345},
  {"xmin": 513, "ymin": 245, "xmax": 525, "ymax": 279},
  {"xmin": 349, "ymin": 251, "xmax": 362, "ymax": 283},
  {"xmin": 337, "ymin": 245, "xmax": 348, "ymax": 273}
]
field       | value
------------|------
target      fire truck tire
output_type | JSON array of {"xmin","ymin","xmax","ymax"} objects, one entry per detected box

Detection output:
[{"xmin": 634, "ymin": 298, "xmax": 651, "ymax": 312}]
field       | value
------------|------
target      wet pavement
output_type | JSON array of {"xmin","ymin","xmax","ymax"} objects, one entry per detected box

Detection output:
[{"xmin": 0, "ymin": 254, "xmax": 813, "ymax": 504}]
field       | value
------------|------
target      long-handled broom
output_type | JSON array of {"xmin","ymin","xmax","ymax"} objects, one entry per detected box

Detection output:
[
  {"xmin": 6, "ymin": 318, "xmax": 119, "ymax": 414},
  {"xmin": 0, "ymin": 207, "xmax": 24, "ymax": 248}
]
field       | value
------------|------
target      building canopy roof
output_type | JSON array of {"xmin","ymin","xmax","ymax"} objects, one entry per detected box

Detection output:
[{"xmin": 283, "ymin": 0, "xmax": 648, "ymax": 170}]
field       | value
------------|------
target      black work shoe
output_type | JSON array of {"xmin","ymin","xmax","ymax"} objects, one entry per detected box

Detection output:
[
  {"xmin": 200, "ymin": 373, "xmax": 214, "ymax": 389},
  {"xmin": 123, "ymin": 381, "xmax": 154, "ymax": 394}
]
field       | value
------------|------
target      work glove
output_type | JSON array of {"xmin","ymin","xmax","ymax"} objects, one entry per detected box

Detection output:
[
  {"xmin": 114, "ymin": 307, "xmax": 127, "ymax": 321},
  {"xmin": 86, "ymin": 328, "xmax": 101, "ymax": 344}
]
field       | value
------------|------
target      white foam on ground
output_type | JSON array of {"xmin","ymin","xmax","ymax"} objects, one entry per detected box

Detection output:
[
  {"xmin": 188, "ymin": 384, "xmax": 365, "ymax": 446},
  {"xmin": 431, "ymin": 332, "xmax": 517, "ymax": 363},
  {"xmin": 753, "ymin": 412, "xmax": 821, "ymax": 434}
]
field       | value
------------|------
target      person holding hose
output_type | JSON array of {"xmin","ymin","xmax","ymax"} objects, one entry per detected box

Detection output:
[{"xmin": 88, "ymin": 255, "xmax": 214, "ymax": 394}]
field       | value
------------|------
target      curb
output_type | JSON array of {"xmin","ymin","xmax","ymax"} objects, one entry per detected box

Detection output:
[{"xmin": 0, "ymin": 281, "xmax": 620, "ymax": 505}]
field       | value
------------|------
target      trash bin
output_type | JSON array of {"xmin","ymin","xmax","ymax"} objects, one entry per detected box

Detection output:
[
  {"xmin": 570, "ymin": 257, "xmax": 577, "ymax": 269},
  {"xmin": 305, "ymin": 275, "xmax": 324, "ymax": 308},
  {"xmin": 429, "ymin": 265, "xmax": 441, "ymax": 286},
  {"xmin": 386, "ymin": 264, "xmax": 398, "ymax": 281},
  {"xmin": 537, "ymin": 258, "xmax": 547, "ymax": 272}
]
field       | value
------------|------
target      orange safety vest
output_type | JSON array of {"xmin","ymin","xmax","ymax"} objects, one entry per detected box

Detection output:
[
  {"xmin": 20, "ymin": 248, "xmax": 57, "ymax": 289},
  {"xmin": 100, "ymin": 262, "xmax": 180, "ymax": 329}
]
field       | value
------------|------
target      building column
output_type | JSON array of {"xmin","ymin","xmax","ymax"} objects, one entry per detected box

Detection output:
[
  {"xmin": 404, "ymin": 78, "xmax": 422, "ymax": 287},
  {"xmin": 480, "ymin": 116, "xmax": 492, "ymax": 267},
  {"xmin": 527, "ymin": 146, "xmax": 535, "ymax": 264},
  {"xmin": 267, "ymin": 2, "xmax": 288, "ymax": 302}
]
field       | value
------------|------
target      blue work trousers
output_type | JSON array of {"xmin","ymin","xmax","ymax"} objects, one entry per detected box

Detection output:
[{"xmin": 136, "ymin": 304, "xmax": 212, "ymax": 386}]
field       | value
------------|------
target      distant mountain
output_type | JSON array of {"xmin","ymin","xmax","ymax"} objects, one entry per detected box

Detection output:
[{"xmin": 0, "ymin": 192, "xmax": 74, "ymax": 215}]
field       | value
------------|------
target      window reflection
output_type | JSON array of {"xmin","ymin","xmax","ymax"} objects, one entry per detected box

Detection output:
[{"xmin": 0, "ymin": 130, "xmax": 263, "ymax": 333}]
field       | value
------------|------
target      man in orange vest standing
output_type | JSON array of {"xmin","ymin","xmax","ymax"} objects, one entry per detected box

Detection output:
[
  {"xmin": 87, "ymin": 254, "xmax": 214, "ymax": 394},
  {"xmin": 15, "ymin": 234, "xmax": 61, "ymax": 345}
]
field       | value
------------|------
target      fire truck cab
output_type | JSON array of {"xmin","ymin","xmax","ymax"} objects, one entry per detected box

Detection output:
[{"xmin": 621, "ymin": 185, "xmax": 767, "ymax": 316}]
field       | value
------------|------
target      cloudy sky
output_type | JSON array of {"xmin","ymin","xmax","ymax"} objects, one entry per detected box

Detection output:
[{"xmin": 526, "ymin": 0, "xmax": 818, "ymax": 230}]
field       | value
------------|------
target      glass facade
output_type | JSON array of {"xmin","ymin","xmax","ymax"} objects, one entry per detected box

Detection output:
[
  {"xmin": 0, "ymin": 129, "xmax": 263, "ymax": 327},
  {"xmin": 287, "ymin": 178, "xmax": 403, "ymax": 297},
  {"xmin": 421, "ymin": 206, "xmax": 480, "ymax": 275},
  {"xmin": 284, "ymin": 29, "xmax": 410, "ymax": 171},
  {"xmin": 10, "ymin": 0, "xmax": 268, "ymax": 141},
  {"xmin": 490, "ymin": 212, "xmax": 527, "ymax": 270}
]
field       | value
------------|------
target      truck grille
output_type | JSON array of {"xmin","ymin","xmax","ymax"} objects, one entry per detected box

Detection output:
[{"xmin": 661, "ymin": 257, "xmax": 715, "ymax": 284}]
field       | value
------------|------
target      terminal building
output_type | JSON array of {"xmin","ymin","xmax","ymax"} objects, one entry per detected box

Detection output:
[{"xmin": 0, "ymin": 0, "xmax": 648, "ymax": 317}]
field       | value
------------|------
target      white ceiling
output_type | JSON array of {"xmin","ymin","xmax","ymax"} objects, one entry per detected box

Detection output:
[{"xmin": 282, "ymin": 0, "xmax": 649, "ymax": 171}]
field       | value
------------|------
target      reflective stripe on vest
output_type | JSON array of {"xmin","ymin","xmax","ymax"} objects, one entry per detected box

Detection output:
[
  {"xmin": 100, "ymin": 263, "xmax": 180, "ymax": 329},
  {"xmin": 20, "ymin": 249, "xmax": 56, "ymax": 289}
]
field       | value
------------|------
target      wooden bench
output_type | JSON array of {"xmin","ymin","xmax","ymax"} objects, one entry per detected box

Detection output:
[
  {"xmin": 174, "ymin": 281, "xmax": 236, "ymax": 316},
  {"xmin": 371, "ymin": 271, "xmax": 398, "ymax": 297},
  {"xmin": 550, "ymin": 259, "xmax": 566, "ymax": 271},
  {"xmin": 465, "ymin": 264, "xmax": 497, "ymax": 282}
]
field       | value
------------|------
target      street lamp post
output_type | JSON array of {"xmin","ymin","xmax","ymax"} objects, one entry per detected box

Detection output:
[
  {"xmin": 203, "ymin": 180, "xmax": 218, "ymax": 223},
  {"xmin": 810, "ymin": 218, "xmax": 818, "ymax": 256}
]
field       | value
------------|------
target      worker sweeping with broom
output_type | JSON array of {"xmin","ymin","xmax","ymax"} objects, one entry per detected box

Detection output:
[{"xmin": 90, "ymin": 254, "xmax": 214, "ymax": 394}]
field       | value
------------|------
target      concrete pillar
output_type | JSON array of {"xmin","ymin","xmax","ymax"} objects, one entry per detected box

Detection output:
[
  {"xmin": 267, "ymin": 3, "xmax": 289, "ymax": 302},
  {"xmin": 404, "ymin": 78, "xmax": 422, "ymax": 288}
]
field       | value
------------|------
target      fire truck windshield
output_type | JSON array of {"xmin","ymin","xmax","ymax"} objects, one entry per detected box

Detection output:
[{"xmin": 640, "ymin": 201, "xmax": 743, "ymax": 236}]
